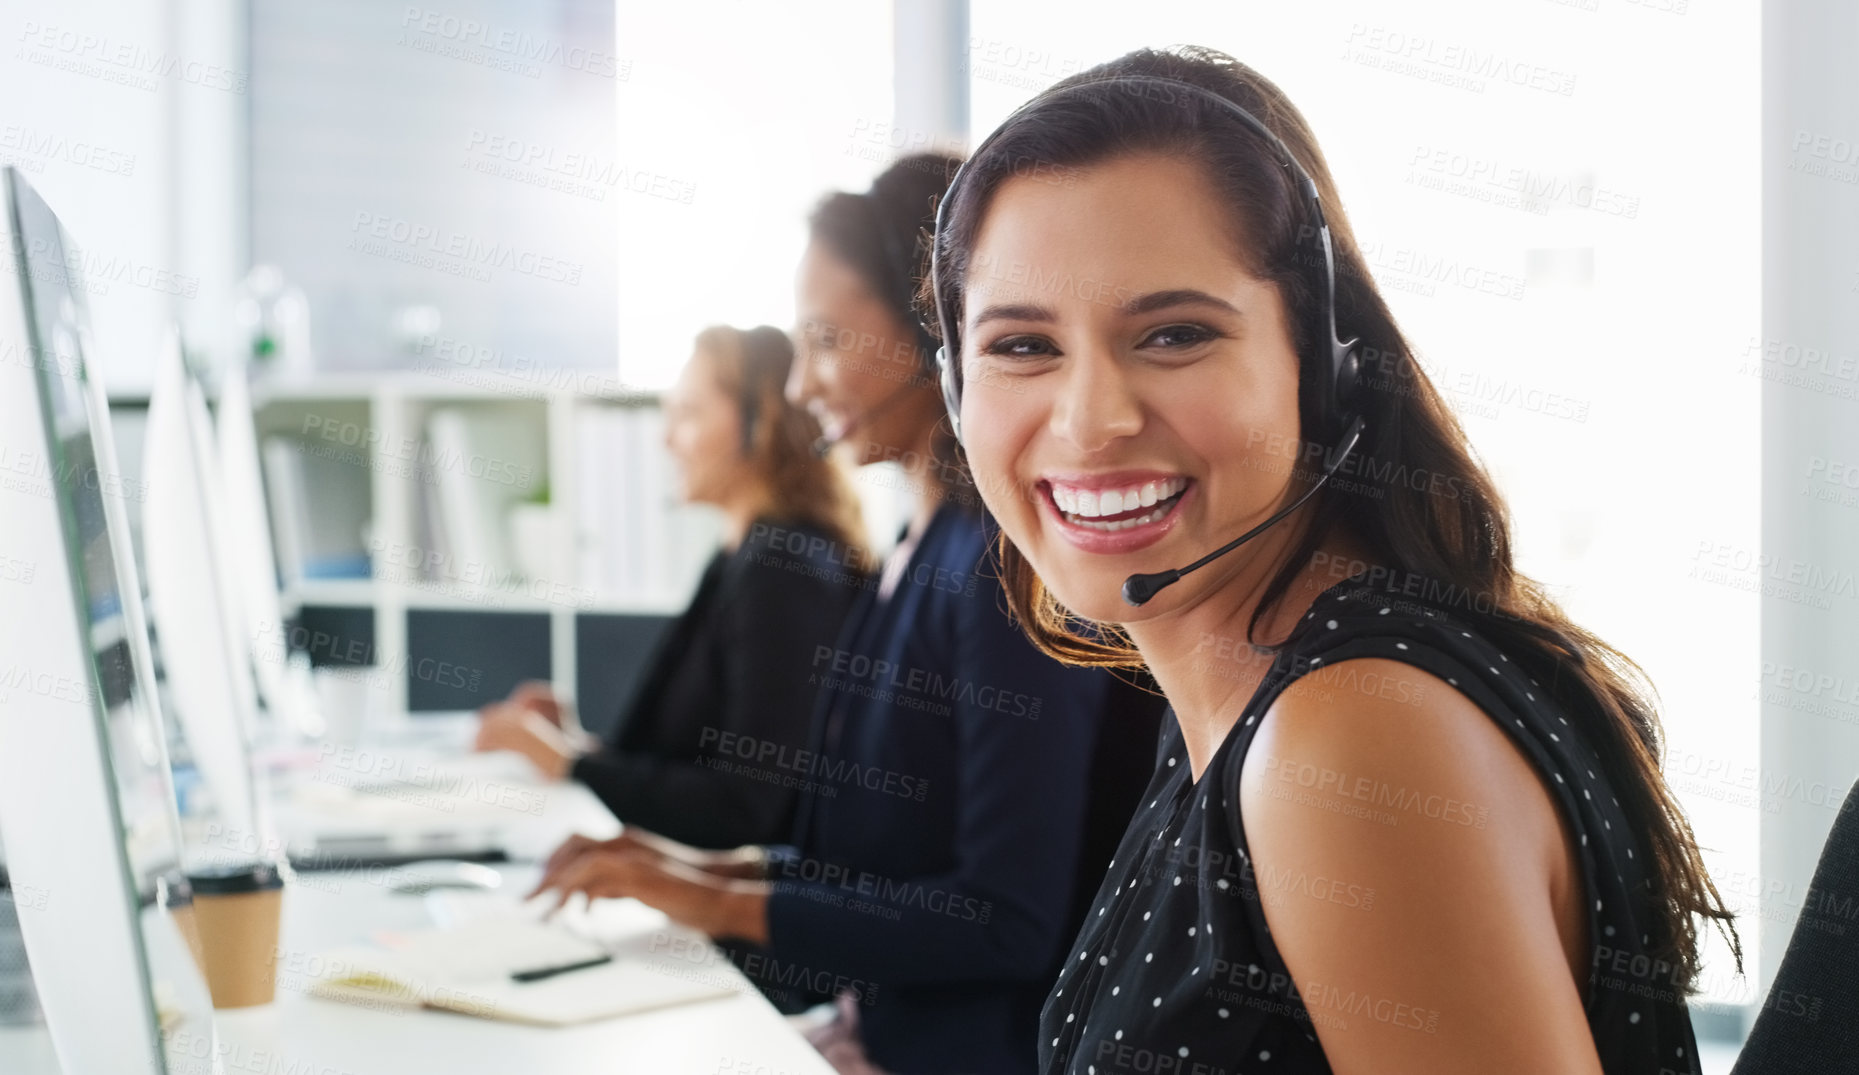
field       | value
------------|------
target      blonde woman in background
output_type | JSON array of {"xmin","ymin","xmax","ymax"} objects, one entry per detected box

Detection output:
[{"xmin": 476, "ymin": 324, "xmax": 871, "ymax": 849}]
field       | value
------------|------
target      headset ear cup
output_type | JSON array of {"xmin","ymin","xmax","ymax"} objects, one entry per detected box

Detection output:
[
  {"xmin": 936, "ymin": 345, "xmax": 964, "ymax": 444},
  {"xmin": 1332, "ymin": 337, "xmax": 1363, "ymax": 418},
  {"xmin": 740, "ymin": 381, "xmax": 761, "ymax": 456}
]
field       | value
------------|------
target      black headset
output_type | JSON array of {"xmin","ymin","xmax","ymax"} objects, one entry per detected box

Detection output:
[
  {"xmin": 737, "ymin": 325, "xmax": 794, "ymax": 456},
  {"xmin": 738, "ymin": 362, "xmax": 762, "ymax": 456},
  {"xmin": 926, "ymin": 74, "xmax": 1368, "ymax": 606}
]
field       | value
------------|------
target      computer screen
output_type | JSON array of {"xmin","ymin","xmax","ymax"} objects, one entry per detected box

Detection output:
[
  {"xmin": 216, "ymin": 360, "xmax": 325, "ymax": 740},
  {"xmin": 0, "ymin": 166, "xmax": 217, "ymax": 1074},
  {"xmin": 145, "ymin": 332, "xmax": 266, "ymax": 851}
]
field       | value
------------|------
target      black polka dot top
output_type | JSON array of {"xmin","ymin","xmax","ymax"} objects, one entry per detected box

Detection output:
[{"xmin": 1039, "ymin": 574, "xmax": 1702, "ymax": 1075}]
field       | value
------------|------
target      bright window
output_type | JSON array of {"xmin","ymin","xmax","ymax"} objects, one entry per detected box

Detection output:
[{"xmin": 614, "ymin": 1, "xmax": 896, "ymax": 389}]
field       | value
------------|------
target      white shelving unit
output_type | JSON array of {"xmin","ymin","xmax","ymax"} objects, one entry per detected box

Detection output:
[{"xmin": 249, "ymin": 370, "xmax": 717, "ymax": 713}]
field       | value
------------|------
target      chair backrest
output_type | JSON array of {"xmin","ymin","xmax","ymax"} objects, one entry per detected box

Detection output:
[{"xmin": 1729, "ymin": 780, "xmax": 1859, "ymax": 1073}]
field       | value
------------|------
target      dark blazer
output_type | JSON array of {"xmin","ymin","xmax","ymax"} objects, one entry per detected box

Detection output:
[
  {"xmin": 570, "ymin": 516, "xmax": 866, "ymax": 848},
  {"xmin": 752, "ymin": 502, "xmax": 1165, "ymax": 1075}
]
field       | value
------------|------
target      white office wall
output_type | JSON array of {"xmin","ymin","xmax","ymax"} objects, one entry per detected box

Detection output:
[
  {"xmin": 169, "ymin": 0, "xmax": 248, "ymax": 377},
  {"xmin": 0, "ymin": 0, "xmax": 244, "ymax": 394},
  {"xmin": 248, "ymin": 0, "xmax": 619, "ymax": 373}
]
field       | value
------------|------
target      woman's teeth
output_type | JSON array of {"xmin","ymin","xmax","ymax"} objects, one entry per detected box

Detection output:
[
  {"xmin": 1049, "ymin": 477, "xmax": 1187, "ymax": 530},
  {"xmin": 1067, "ymin": 507, "xmax": 1169, "ymax": 532}
]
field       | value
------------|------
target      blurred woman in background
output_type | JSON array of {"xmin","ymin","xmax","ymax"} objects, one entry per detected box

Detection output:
[
  {"xmin": 475, "ymin": 324, "xmax": 870, "ymax": 850},
  {"xmin": 531, "ymin": 156, "xmax": 1166, "ymax": 1075}
]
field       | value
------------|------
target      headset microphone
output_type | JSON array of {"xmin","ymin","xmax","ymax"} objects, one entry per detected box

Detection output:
[
  {"xmin": 1119, "ymin": 415, "xmax": 1363, "ymax": 606},
  {"xmin": 929, "ymin": 74, "xmax": 1369, "ymax": 609},
  {"xmin": 810, "ymin": 380, "xmax": 926, "ymax": 457}
]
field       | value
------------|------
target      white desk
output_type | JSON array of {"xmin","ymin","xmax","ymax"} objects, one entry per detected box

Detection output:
[
  {"xmin": 7, "ymin": 729, "xmax": 836, "ymax": 1075},
  {"xmin": 225, "ymin": 732, "xmax": 836, "ymax": 1075},
  {"xmin": 211, "ymin": 862, "xmax": 836, "ymax": 1075}
]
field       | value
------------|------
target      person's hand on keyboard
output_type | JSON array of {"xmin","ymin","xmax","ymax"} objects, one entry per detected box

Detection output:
[
  {"xmin": 529, "ymin": 829, "xmax": 773, "ymax": 944},
  {"xmin": 537, "ymin": 828, "xmax": 767, "ymax": 889},
  {"xmin": 489, "ymin": 680, "xmax": 565, "ymax": 725},
  {"xmin": 474, "ymin": 705, "xmax": 577, "ymax": 781}
]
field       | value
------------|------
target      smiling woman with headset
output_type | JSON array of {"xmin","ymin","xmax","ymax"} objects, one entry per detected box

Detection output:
[{"xmin": 930, "ymin": 46, "xmax": 1739, "ymax": 1075}]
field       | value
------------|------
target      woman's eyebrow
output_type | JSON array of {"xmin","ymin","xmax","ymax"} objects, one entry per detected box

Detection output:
[
  {"xmin": 972, "ymin": 289, "xmax": 1243, "ymax": 329},
  {"xmin": 1122, "ymin": 288, "xmax": 1243, "ymax": 318},
  {"xmin": 973, "ymin": 301, "xmax": 1055, "ymax": 327}
]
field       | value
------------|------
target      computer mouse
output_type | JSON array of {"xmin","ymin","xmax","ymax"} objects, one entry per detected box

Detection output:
[{"xmin": 385, "ymin": 860, "xmax": 504, "ymax": 895}]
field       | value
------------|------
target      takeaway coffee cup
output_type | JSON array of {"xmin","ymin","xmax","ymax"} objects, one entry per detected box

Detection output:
[{"xmin": 184, "ymin": 861, "xmax": 285, "ymax": 1008}]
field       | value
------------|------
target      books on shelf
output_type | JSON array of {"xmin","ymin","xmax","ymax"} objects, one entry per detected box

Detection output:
[
  {"xmin": 254, "ymin": 384, "xmax": 714, "ymax": 613},
  {"xmin": 261, "ymin": 436, "xmax": 371, "ymax": 583},
  {"xmin": 425, "ymin": 407, "xmax": 518, "ymax": 586},
  {"xmin": 398, "ymin": 405, "xmax": 550, "ymax": 599},
  {"xmin": 575, "ymin": 404, "xmax": 627, "ymax": 597},
  {"xmin": 573, "ymin": 404, "xmax": 715, "ymax": 608}
]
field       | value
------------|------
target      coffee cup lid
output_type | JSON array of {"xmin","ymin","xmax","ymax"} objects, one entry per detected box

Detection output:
[
  {"xmin": 159, "ymin": 871, "xmax": 194, "ymax": 907},
  {"xmin": 185, "ymin": 860, "xmax": 284, "ymax": 895}
]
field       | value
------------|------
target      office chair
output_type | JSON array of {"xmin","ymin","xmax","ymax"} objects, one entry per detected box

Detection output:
[{"xmin": 1729, "ymin": 779, "xmax": 1859, "ymax": 1073}]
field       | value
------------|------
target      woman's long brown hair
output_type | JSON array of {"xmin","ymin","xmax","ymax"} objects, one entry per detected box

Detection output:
[
  {"xmin": 924, "ymin": 45, "xmax": 1739, "ymax": 993},
  {"xmin": 693, "ymin": 324, "xmax": 868, "ymax": 559}
]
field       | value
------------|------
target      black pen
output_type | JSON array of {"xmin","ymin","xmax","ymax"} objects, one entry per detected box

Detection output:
[{"xmin": 509, "ymin": 954, "xmax": 613, "ymax": 983}]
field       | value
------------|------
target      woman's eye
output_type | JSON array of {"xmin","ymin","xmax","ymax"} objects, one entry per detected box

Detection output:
[
  {"xmin": 981, "ymin": 334, "xmax": 1056, "ymax": 359},
  {"xmin": 1143, "ymin": 324, "xmax": 1220, "ymax": 349}
]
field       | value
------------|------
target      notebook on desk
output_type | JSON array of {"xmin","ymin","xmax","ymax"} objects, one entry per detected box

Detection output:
[{"xmin": 297, "ymin": 910, "xmax": 736, "ymax": 1026}]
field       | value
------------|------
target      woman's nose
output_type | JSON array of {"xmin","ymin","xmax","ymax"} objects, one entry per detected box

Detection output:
[
  {"xmin": 1050, "ymin": 347, "xmax": 1143, "ymax": 453},
  {"xmin": 786, "ymin": 344, "xmax": 820, "ymax": 406}
]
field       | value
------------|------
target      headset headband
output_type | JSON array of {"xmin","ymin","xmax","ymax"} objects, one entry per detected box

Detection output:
[
  {"xmin": 863, "ymin": 191, "xmax": 939, "ymax": 376},
  {"xmin": 736, "ymin": 326, "xmax": 790, "ymax": 456}
]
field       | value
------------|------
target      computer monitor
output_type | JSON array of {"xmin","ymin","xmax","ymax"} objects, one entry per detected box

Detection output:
[
  {"xmin": 145, "ymin": 330, "xmax": 266, "ymax": 845},
  {"xmin": 0, "ymin": 167, "xmax": 217, "ymax": 1073},
  {"xmin": 214, "ymin": 358, "xmax": 324, "ymax": 740}
]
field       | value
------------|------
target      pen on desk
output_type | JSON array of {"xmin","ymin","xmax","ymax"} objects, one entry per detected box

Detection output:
[{"xmin": 509, "ymin": 954, "xmax": 613, "ymax": 983}]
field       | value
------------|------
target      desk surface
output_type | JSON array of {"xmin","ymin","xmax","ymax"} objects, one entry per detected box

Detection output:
[
  {"xmin": 7, "ymin": 733, "xmax": 835, "ymax": 1075},
  {"xmin": 213, "ymin": 862, "xmax": 837, "ymax": 1075},
  {"xmin": 236, "ymin": 737, "xmax": 836, "ymax": 1075}
]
